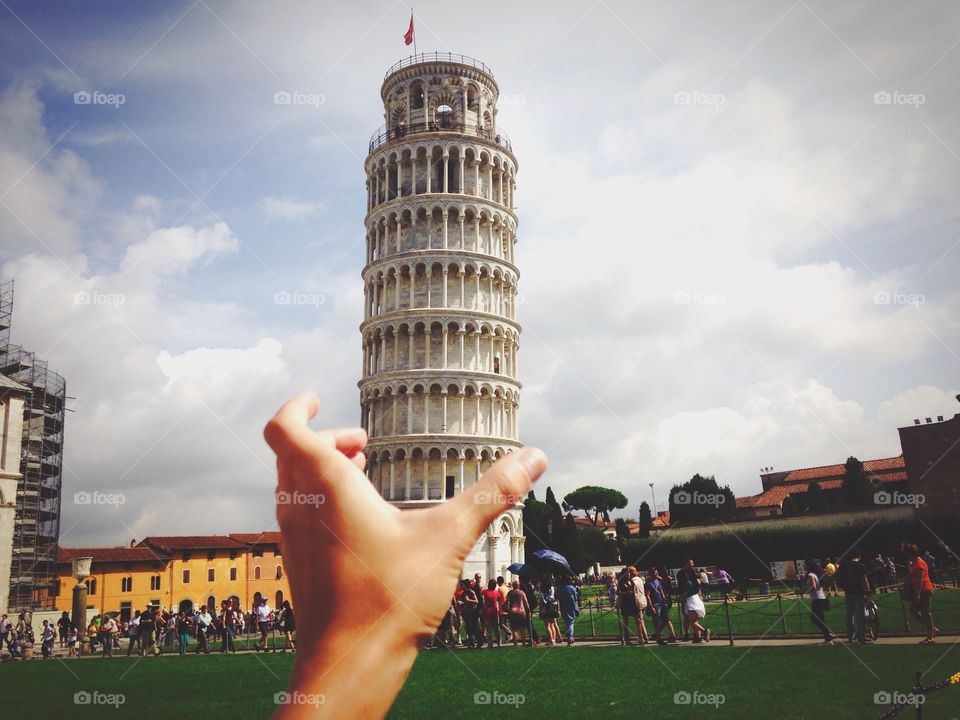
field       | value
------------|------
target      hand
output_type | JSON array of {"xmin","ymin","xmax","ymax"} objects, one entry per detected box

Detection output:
[{"xmin": 264, "ymin": 393, "xmax": 548, "ymax": 718}]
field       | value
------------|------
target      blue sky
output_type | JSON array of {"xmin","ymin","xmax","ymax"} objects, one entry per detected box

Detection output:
[{"xmin": 1, "ymin": 0, "xmax": 958, "ymax": 545}]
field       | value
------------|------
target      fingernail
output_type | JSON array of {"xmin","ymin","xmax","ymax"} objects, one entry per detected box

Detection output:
[{"xmin": 515, "ymin": 447, "xmax": 548, "ymax": 483}]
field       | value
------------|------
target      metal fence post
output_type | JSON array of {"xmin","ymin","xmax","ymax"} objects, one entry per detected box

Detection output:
[
  {"xmin": 589, "ymin": 601, "xmax": 595, "ymax": 638},
  {"xmin": 777, "ymin": 593, "xmax": 787, "ymax": 635},
  {"xmin": 724, "ymin": 598, "xmax": 734, "ymax": 646},
  {"xmin": 796, "ymin": 591, "xmax": 804, "ymax": 634}
]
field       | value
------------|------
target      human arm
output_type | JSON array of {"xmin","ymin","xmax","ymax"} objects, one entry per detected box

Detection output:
[{"xmin": 265, "ymin": 393, "xmax": 547, "ymax": 719}]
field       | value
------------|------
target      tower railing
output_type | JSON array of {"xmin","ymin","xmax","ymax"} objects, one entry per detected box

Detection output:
[
  {"xmin": 384, "ymin": 52, "xmax": 495, "ymax": 79},
  {"xmin": 369, "ymin": 120, "xmax": 512, "ymax": 153}
]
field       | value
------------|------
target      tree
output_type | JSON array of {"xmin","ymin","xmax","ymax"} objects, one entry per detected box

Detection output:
[
  {"xmin": 638, "ymin": 502, "xmax": 652, "ymax": 538},
  {"xmin": 543, "ymin": 486, "xmax": 564, "ymax": 548},
  {"xmin": 842, "ymin": 457, "xmax": 878, "ymax": 508},
  {"xmin": 561, "ymin": 513, "xmax": 588, "ymax": 573},
  {"xmin": 522, "ymin": 490, "xmax": 551, "ymax": 553},
  {"xmin": 805, "ymin": 481, "xmax": 826, "ymax": 513},
  {"xmin": 782, "ymin": 495, "xmax": 800, "ymax": 517},
  {"xmin": 563, "ymin": 486, "xmax": 628, "ymax": 525},
  {"xmin": 615, "ymin": 518, "xmax": 631, "ymax": 548},
  {"xmin": 668, "ymin": 473, "xmax": 737, "ymax": 524}
]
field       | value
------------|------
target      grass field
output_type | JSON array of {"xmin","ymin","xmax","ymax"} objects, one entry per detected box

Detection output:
[{"xmin": 1, "ymin": 643, "xmax": 958, "ymax": 719}]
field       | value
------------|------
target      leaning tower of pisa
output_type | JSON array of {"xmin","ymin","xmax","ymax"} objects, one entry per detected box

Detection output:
[{"xmin": 359, "ymin": 53, "xmax": 523, "ymax": 579}]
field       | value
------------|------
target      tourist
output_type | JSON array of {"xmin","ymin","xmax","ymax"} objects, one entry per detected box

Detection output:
[
  {"xmin": 195, "ymin": 605, "xmax": 213, "ymax": 654},
  {"xmin": 539, "ymin": 578, "xmax": 560, "ymax": 646},
  {"xmin": 823, "ymin": 557, "xmax": 838, "ymax": 595},
  {"xmin": 262, "ymin": 392, "xmax": 547, "ymax": 716},
  {"xmin": 278, "ymin": 600, "xmax": 296, "ymax": 652},
  {"xmin": 903, "ymin": 543, "xmax": 937, "ymax": 643},
  {"xmin": 680, "ymin": 559, "xmax": 710, "ymax": 643},
  {"xmin": 100, "ymin": 614, "xmax": 116, "ymax": 658},
  {"xmin": 556, "ymin": 574, "xmax": 580, "ymax": 646},
  {"xmin": 126, "ymin": 610, "xmax": 141, "ymax": 656},
  {"xmin": 67, "ymin": 625, "xmax": 78, "ymax": 657},
  {"xmin": 220, "ymin": 600, "xmax": 238, "ymax": 653},
  {"xmin": 839, "ymin": 549, "xmax": 871, "ymax": 644},
  {"xmin": 57, "ymin": 611, "xmax": 71, "ymax": 648},
  {"xmin": 698, "ymin": 568, "xmax": 710, "ymax": 599},
  {"xmin": 137, "ymin": 606, "xmax": 154, "ymax": 656},
  {"xmin": 646, "ymin": 568, "xmax": 677, "ymax": 644},
  {"xmin": 256, "ymin": 597, "xmax": 274, "ymax": 652},
  {"xmin": 164, "ymin": 612, "xmax": 177, "ymax": 649},
  {"xmin": 86, "ymin": 618, "xmax": 99, "ymax": 654},
  {"xmin": 505, "ymin": 580, "xmax": 531, "ymax": 647},
  {"xmin": 496, "ymin": 576, "xmax": 512, "ymax": 644},
  {"xmin": 606, "ymin": 574, "xmax": 618, "ymax": 609},
  {"xmin": 480, "ymin": 579, "xmax": 502, "ymax": 648},
  {"xmin": 176, "ymin": 612, "xmax": 191, "ymax": 656},
  {"xmin": 715, "ymin": 568, "xmax": 734, "ymax": 600},
  {"xmin": 617, "ymin": 566, "xmax": 648, "ymax": 645},
  {"xmin": 805, "ymin": 559, "xmax": 836, "ymax": 643},
  {"xmin": 40, "ymin": 619, "xmax": 55, "ymax": 659},
  {"xmin": 459, "ymin": 579, "xmax": 482, "ymax": 649},
  {"xmin": 519, "ymin": 576, "xmax": 540, "ymax": 645}
]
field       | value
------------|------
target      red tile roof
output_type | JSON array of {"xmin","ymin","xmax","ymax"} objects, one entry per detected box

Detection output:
[
  {"xmin": 138, "ymin": 535, "xmax": 247, "ymax": 551},
  {"xmin": 57, "ymin": 546, "xmax": 168, "ymax": 564},
  {"xmin": 761, "ymin": 456, "xmax": 905, "ymax": 485},
  {"xmin": 652, "ymin": 511, "xmax": 670, "ymax": 528},
  {"xmin": 229, "ymin": 532, "xmax": 282, "ymax": 546},
  {"xmin": 737, "ymin": 470, "xmax": 908, "ymax": 509}
]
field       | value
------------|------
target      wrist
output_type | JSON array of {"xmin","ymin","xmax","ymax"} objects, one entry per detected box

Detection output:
[{"xmin": 275, "ymin": 627, "xmax": 418, "ymax": 719}]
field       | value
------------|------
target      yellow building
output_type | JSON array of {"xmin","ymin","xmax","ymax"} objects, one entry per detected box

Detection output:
[{"xmin": 55, "ymin": 532, "xmax": 291, "ymax": 619}]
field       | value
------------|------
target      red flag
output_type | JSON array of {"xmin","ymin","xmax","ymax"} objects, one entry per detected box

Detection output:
[{"xmin": 404, "ymin": 14, "xmax": 415, "ymax": 46}]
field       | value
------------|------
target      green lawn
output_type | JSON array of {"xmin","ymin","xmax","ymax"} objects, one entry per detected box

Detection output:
[{"xmin": 1, "ymin": 644, "xmax": 958, "ymax": 718}]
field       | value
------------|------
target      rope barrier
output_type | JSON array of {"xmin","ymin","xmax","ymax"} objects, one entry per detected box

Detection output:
[{"xmin": 876, "ymin": 670, "xmax": 960, "ymax": 719}]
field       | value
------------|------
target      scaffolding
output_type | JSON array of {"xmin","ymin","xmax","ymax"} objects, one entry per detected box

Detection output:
[{"xmin": 0, "ymin": 279, "xmax": 66, "ymax": 610}]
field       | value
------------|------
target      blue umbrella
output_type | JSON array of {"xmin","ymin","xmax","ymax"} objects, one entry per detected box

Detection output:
[
  {"xmin": 506, "ymin": 563, "xmax": 525, "ymax": 574},
  {"xmin": 531, "ymin": 549, "xmax": 574, "ymax": 576},
  {"xmin": 507, "ymin": 563, "xmax": 540, "ymax": 580}
]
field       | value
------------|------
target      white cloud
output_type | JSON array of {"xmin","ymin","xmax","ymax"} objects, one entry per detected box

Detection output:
[{"xmin": 257, "ymin": 195, "xmax": 329, "ymax": 221}]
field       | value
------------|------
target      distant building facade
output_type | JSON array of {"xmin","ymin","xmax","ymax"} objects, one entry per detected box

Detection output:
[
  {"xmin": 0, "ymin": 373, "xmax": 28, "ymax": 616},
  {"xmin": 899, "ymin": 409, "xmax": 960, "ymax": 516}
]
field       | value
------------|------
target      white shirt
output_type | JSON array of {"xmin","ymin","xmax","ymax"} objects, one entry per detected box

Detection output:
[{"xmin": 256, "ymin": 604, "xmax": 272, "ymax": 621}]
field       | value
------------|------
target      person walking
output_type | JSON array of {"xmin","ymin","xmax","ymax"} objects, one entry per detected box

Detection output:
[
  {"xmin": 646, "ymin": 568, "xmax": 678, "ymax": 644},
  {"xmin": 176, "ymin": 612, "xmax": 191, "ymax": 656},
  {"xmin": 519, "ymin": 577, "xmax": 540, "ymax": 646},
  {"xmin": 125, "ymin": 610, "xmax": 141, "ymax": 656},
  {"xmin": 67, "ymin": 626, "xmax": 78, "ymax": 657},
  {"xmin": 505, "ymin": 580, "xmax": 531, "ymax": 647},
  {"xmin": 617, "ymin": 567, "xmax": 648, "ymax": 644},
  {"xmin": 194, "ymin": 605, "xmax": 213, "ymax": 654},
  {"xmin": 100, "ymin": 614, "xmax": 116, "ymax": 658},
  {"xmin": 556, "ymin": 574, "xmax": 580, "ymax": 646},
  {"xmin": 496, "ymin": 576, "xmax": 512, "ymax": 644},
  {"xmin": 680, "ymin": 559, "xmax": 710, "ymax": 643},
  {"xmin": 255, "ymin": 597, "xmax": 274, "ymax": 652},
  {"xmin": 903, "ymin": 543, "xmax": 938, "ymax": 643},
  {"xmin": 480, "ymin": 580, "xmax": 502, "ymax": 648},
  {"xmin": 459, "ymin": 579, "xmax": 482, "ymax": 649},
  {"xmin": 715, "ymin": 568, "xmax": 734, "ymax": 601},
  {"xmin": 839, "ymin": 550, "xmax": 871, "ymax": 644},
  {"xmin": 40, "ymin": 620, "xmax": 55, "ymax": 659},
  {"xmin": 278, "ymin": 600, "xmax": 296, "ymax": 652},
  {"xmin": 806, "ymin": 559, "xmax": 836, "ymax": 643},
  {"xmin": 137, "ymin": 606, "xmax": 154, "ymax": 656},
  {"xmin": 56, "ymin": 611, "xmax": 71, "ymax": 648},
  {"xmin": 538, "ymin": 579, "xmax": 560, "ymax": 646}
]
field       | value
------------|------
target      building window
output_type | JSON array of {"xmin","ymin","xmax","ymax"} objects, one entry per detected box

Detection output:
[
  {"xmin": 150, "ymin": 598, "xmax": 160, "ymax": 607},
  {"xmin": 86, "ymin": 578, "xmax": 97, "ymax": 595},
  {"xmin": 275, "ymin": 590, "xmax": 284, "ymax": 607},
  {"xmin": 150, "ymin": 575, "xmax": 161, "ymax": 591},
  {"xmin": 53, "ymin": 578, "xmax": 61, "ymax": 597},
  {"xmin": 182, "ymin": 570, "xmax": 191, "ymax": 584},
  {"xmin": 275, "ymin": 565, "xmax": 283, "ymax": 580},
  {"xmin": 121, "ymin": 576, "xmax": 133, "ymax": 592},
  {"xmin": 254, "ymin": 566, "xmax": 261, "ymax": 580},
  {"xmin": 229, "ymin": 567, "xmax": 237, "ymax": 581},
  {"xmin": 253, "ymin": 549, "xmax": 264, "ymax": 558},
  {"xmin": 208, "ymin": 568, "xmax": 215, "ymax": 582}
]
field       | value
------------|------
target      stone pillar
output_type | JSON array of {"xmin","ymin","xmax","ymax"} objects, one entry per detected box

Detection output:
[{"xmin": 442, "ymin": 153, "xmax": 449, "ymax": 193}]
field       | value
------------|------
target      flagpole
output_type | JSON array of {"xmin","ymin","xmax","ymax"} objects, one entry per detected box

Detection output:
[{"xmin": 412, "ymin": 7, "xmax": 417, "ymax": 58}]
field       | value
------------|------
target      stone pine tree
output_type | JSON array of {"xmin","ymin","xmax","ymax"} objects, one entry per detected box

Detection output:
[
  {"xmin": 842, "ymin": 457, "xmax": 877, "ymax": 507},
  {"xmin": 637, "ymin": 501, "xmax": 652, "ymax": 538},
  {"xmin": 563, "ymin": 486, "xmax": 628, "ymax": 525}
]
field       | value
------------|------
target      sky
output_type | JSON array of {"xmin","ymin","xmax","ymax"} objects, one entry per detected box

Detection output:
[{"xmin": 0, "ymin": 0, "xmax": 958, "ymax": 547}]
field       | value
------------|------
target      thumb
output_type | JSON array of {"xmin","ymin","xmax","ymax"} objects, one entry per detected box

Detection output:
[{"xmin": 435, "ymin": 447, "xmax": 548, "ymax": 543}]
